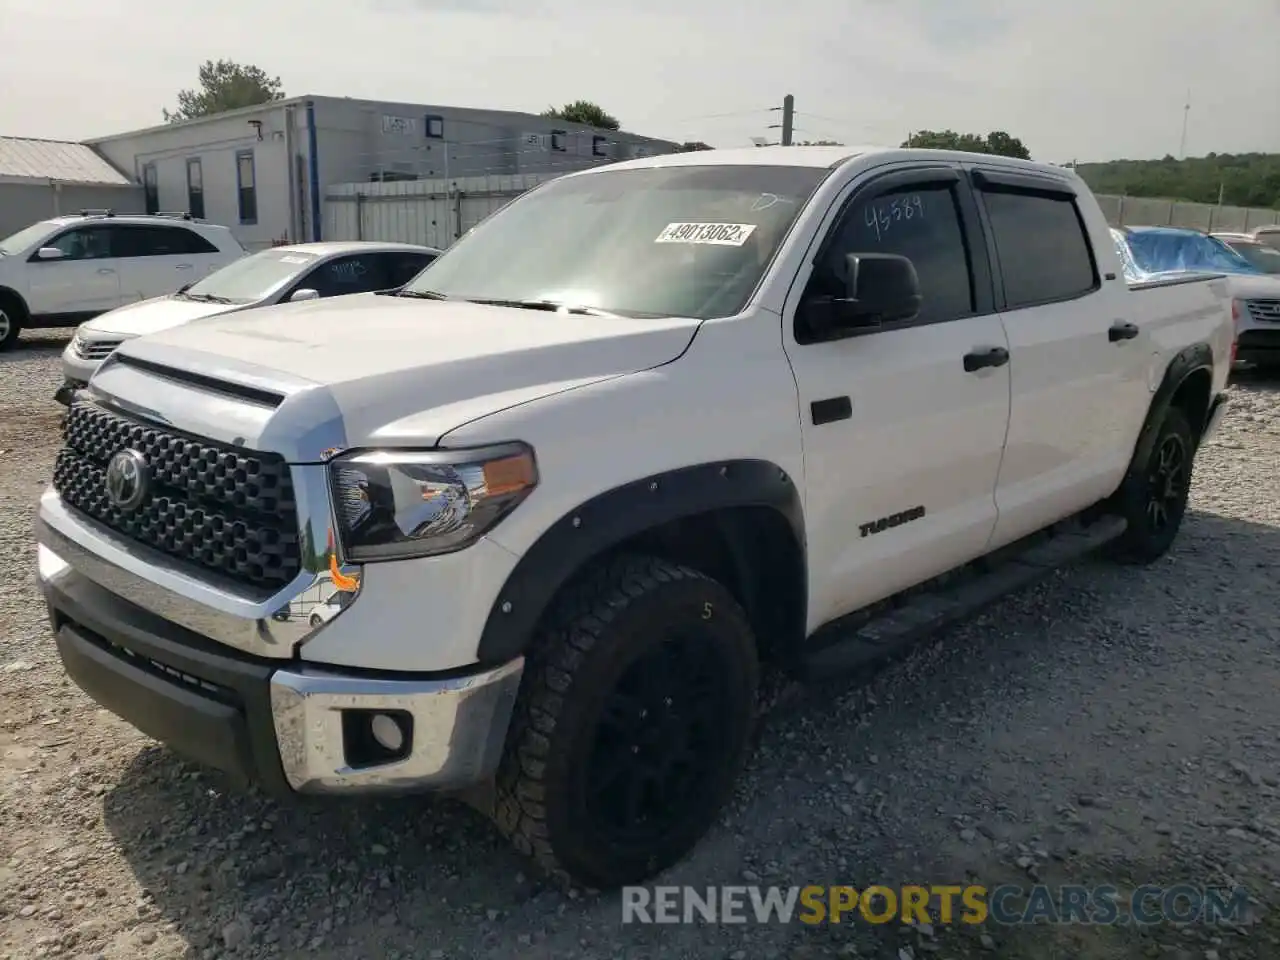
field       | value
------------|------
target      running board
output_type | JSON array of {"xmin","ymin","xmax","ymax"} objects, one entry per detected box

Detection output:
[{"xmin": 795, "ymin": 514, "xmax": 1128, "ymax": 680}]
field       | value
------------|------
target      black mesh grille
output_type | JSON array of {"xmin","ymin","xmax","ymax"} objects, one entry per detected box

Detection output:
[{"xmin": 52, "ymin": 401, "xmax": 300, "ymax": 590}]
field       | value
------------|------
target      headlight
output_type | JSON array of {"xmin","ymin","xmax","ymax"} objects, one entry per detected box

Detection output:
[{"xmin": 329, "ymin": 442, "xmax": 538, "ymax": 562}]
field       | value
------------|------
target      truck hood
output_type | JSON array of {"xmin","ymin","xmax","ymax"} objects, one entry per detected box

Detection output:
[
  {"xmin": 97, "ymin": 293, "xmax": 701, "ymax": 456},
  {"xmin": 81, "ymin": 295, "xmax": 239, "ymax": 337}
]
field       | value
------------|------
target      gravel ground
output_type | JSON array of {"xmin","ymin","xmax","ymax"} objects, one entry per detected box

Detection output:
[{"xmin": 3, "ymin": 329, "xmax": 1280, "ymax": 960}]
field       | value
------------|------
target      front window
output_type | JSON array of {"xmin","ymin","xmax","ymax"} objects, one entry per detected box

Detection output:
[
  {"xmin": 1225, "ymin": 240, "xmax": 1280, "ymax": 275},
  {"xmin": 401, "ymin": 164, "xmax": 828, "ymax": 320},
  {"xmin": 182, "ymin": 249, "xmax": 319, "ymax": 304},
  {"xmin": 0, "ymin": 220, "xmax": 58, "ymax": 256}
]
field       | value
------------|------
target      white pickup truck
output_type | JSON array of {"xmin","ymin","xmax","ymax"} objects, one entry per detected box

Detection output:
[{"xmin": 36, "ymin": 146, "xmax": 1233, "ymax": 890}]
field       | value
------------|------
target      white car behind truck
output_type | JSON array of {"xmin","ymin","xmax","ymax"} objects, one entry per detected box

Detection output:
[
  {"xmin": 35, "ymin": 146, "xmax": 1233, "ymax": 890},
  {"xmin": 0, "ymin": 211, "xmax": 244, "ymax": 351},
  {"xmin": 57, "ymin": 240, "xmax": 441, "ymax": 404}
]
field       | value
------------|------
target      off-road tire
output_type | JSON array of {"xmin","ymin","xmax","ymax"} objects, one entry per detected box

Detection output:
[
  {"xmin": 0, "ymin": 293, "xmax": 25, "ymax": 352},
  {"xmin": 492, "ymin": 553, "xmax": 759, "ymax": 889},
  {"xmin": 1109, "ymin": 405, "xmax": 1196, "ymax": 564}
]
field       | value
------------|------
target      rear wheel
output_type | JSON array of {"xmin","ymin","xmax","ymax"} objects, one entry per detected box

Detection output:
[
  {"xmin": 1109, "ymin": 406, "xmax": 1195, "ymax": 564},
  {"xmin": 492, "ymin": 553, "xmax": 759, "ymax": 889}
]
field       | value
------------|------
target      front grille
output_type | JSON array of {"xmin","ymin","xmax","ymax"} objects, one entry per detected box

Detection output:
[
  {"xmin": 1246, "ymin": 299, "xmax": 1280, "ymax": 324},
  {"xmin": 74, "ymin": 337, "xmax": 123, "ymax": 361},
  {"xmin": 52, "ymin": 401, "xmax": 300, "ymax": 591}
]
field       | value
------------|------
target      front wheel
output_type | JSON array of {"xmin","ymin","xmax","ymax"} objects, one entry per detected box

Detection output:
[
  {"xmin": 0, "ymin": 300, "xmax": 22, "ymax": 352},
  {"xmin": 493, "ymin": 554, "xmax": 759, "ymax": 889},
  {"xmin": 1109, "ymin": 406, "xmax": 1196, "ymax": 564}
]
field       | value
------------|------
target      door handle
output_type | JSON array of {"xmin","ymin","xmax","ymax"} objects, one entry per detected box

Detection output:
[
  {"xmin": 962, "ymin": 346, "xmax": 1009, "ymax": 372},
  {"xmin": 1109, "ymin": 320, "xmax": 1140, "ymax": 342},
  {"xmin": 96, "ymin": 267, "xmax": 115, "ymax": 275},
  {"xmin": 175, "ymin": 263, "xmax": 194, "ymax": 270}
]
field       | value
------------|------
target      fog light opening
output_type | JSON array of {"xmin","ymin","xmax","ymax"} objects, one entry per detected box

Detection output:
[{"xmin": 341, "ymin": 709, "xmax": 414, "ymax": 768}]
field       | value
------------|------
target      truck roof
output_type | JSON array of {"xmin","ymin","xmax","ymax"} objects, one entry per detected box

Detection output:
[{"xmin": 586, "ymin": 144, "xmax": 1075, "ymax": 180}]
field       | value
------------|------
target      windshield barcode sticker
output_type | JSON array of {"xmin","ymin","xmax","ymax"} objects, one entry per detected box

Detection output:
[{"xmin": 655, "ymin": 222, "xmax": 757, "ymax": 246}]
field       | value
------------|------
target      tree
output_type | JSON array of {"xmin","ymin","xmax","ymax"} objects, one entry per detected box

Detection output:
[
  {"xmin": 540, "ymin": 100, "xmax": 620, "ymax": 131},
  {"xmin": 164, "ymin": 60, "xmax": 285, "ymax": 123},
  {"xmin": 1075, "ymin": 152, "xmax": 1280, "ymax": 208},
  {"xmin": 675, "ymin": 141, "xmax": 714, "ymax": 152},
  {"xmin": 903, "ymin": 129, "xmax": 1030, "ymax": 160}
]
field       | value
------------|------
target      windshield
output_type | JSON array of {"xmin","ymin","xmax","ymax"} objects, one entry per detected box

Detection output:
[
  {"xmin": 402, "ymin": 164, "xmax": 828, "ymax": 319},
  {"xmin": 182, "ymin": 249, "xmax": 320, "ymax": 303},
  {"xmin": 0, "ymin": 220, "xmax": 57, "ymax": 256},
  {"xmin": 1122, "ymin": 230, "xmax": 1263, "ymax": 277},
  {"xmin": 1225, "ymin": 240, "xmax": 1280, "ymax": 275}
]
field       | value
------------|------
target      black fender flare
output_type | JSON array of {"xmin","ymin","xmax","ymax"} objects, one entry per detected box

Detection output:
[
  {"xmin": 1127, "ymin": 342, "xmax": 1214, "ymax": 476},
  {"xmin": 475, "ymin": 459, "xmax": 806, "ymax": 665}
]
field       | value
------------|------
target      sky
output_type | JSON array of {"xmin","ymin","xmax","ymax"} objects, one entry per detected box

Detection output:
[{"xmin": 0, "ymin": 0, "xmax": 1276, "ymax": 164}]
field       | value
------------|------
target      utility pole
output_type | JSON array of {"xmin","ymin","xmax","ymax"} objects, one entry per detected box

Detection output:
[
  {"xmin": 1178, "ymin": 89, "xmax": 1191, "ymax": 159},
  {"xmin": 781, "ymin": 94, "xmax": 794, "ymax": 146}
]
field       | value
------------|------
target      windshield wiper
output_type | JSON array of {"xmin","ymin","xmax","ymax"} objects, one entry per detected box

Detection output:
[
  {"xmin": 178, "ymin": 292, "xmax": 235, "ymax": 304},
  {"xmin": 393, "ymin": 289, "xmax": 450, "ymax": 300},
  {"xmin": 464, "ymin": 297, "xmax": 617, "ymax": 317}
]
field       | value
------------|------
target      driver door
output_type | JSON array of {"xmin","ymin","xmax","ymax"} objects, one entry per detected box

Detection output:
[
  {"xmin": 25, "ymin": 225, "xmax": 122, "ymax": 317},
  {"xmin": 782, "ymin": 165, "xmax": 1012, "ymax": 627}
]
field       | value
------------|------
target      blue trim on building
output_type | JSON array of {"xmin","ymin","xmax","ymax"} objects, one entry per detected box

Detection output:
[{"xmin": 306, "ymin": 100, "xmax": 322, "ymax": 242}]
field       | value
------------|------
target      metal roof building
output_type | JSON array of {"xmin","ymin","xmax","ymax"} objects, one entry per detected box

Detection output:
[{"xmin": 0, "ymin": 137, "xmax": 143, "ymax": 238}]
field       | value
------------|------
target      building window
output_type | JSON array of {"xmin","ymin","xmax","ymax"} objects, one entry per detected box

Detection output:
[
  {"xmin": 142, "ymin": 163, "xmax": 158, "ymax": 214},
  {"xmin": 592, "ymin": 135, "xmax": 609, "ymax": 158},
  {"xmin": 424, "ymin": 114, "xmax": 444, "ymax": 139},
  {"xmin": 186, "ymin": 158, "xmax": 204, "ymax": 219},
  {"xmin": 550, "ymin": 129, "xmax": 567, "ymax": 152},
  {"xmin": 235, "ymin": 149, "xmax": 257, "ymax": 225}
]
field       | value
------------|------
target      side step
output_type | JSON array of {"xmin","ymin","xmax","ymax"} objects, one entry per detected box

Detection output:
[{"xmin": 795, "ymin": 514, "xmax": 1127, "ymax": 680}]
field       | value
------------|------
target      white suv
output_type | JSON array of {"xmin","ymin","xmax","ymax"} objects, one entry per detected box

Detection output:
[{"xmin": 0, "ymin": 211, "xmax": 244, "ymax": 351}]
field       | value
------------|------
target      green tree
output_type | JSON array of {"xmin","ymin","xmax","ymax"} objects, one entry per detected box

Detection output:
[
  {"xmin": 164, "ymin": 59, "xmax": 285, "ymax": 123},
  {"xmin": 1075, "ymin": 153, "xmax": 1280, "ymax": 208},
  {"xmin": 540, "ymin": 100, "xmax": 620, "ymax": 131},
  {"xmin": 903, "ymin": 129, "xmax": 1030, "ymax": 160},
  {"xmin": 675, "ymin": 141, "xmax": 714, "ymax": 152}
]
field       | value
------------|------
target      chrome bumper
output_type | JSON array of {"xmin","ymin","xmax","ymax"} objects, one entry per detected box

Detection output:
[
  {"xmin": 39, "ymin": 539, "xmax": 523, "ymax": 795},
  {"xmin": 270, "ymin": 659, "xmax": 523, "ymax": 793}
]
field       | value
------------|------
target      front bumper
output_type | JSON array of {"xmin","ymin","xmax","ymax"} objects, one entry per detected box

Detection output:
[
  {"xmin": 1236, "ymin": 329, "xmax": 1280, "ymax": 366},
  {"xmin": 39, "ymin": 543, "xmax": 523, "ymax": 794}
]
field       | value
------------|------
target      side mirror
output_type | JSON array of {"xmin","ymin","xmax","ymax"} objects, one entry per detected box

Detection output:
[
  {"xmin": 35, "ymin": 247, "xmax": 66, "ymax": 261},
  {"xmin": 289, "ymin": 288, "xmax": 320, "ymax": 302},
  {"xmin": 803, "ymin": 253, "xmax": 922, "ymax": 339}
]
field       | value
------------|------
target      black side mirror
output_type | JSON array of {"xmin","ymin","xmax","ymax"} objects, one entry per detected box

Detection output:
[{"xmin": 803, "ymin": 253, "xmax": 922, "ymax": 340}]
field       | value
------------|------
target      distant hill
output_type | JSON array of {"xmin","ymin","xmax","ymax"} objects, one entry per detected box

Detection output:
[{"xmin": 1075, "ymin": 153, "xmax": 1280, "ymax": 209}]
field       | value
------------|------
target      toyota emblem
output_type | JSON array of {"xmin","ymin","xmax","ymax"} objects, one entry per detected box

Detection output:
[{"xmin": 104, "ymin": 449, "xmax": 150, "ymax": 511}]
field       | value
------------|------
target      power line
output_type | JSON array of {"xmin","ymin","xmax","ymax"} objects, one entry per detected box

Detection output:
[{"xmin": 662, "ymin": 107, "xmax": 780, "ymax": 126}]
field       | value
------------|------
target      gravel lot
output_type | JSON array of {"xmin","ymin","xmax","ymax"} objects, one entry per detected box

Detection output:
[{"xmin": 3, "ymin": 330, "xmax": 1280, "ymax": 960}]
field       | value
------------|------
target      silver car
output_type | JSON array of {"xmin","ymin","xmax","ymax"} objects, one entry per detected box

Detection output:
[{"xmin": 57, "ymin": 240, "xmax": 440, "ymax": 404}]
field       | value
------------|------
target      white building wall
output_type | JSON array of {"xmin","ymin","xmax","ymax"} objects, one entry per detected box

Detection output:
[{"xmin": 91, "ymin": 105, "xmax": 298, "ymax": 249}]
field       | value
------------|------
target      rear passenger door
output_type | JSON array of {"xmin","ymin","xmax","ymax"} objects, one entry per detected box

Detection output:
[
  {"xmin": 969, "ymin": 166, "xmax": 1147, "ymax": 550},
  {"xmin": 111, "ymin": 224, "xmax": 221, "ymax": 301},
  {"xmin": 783, "ymin": 165, "xmax": 1012, "ymax": 627}
]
